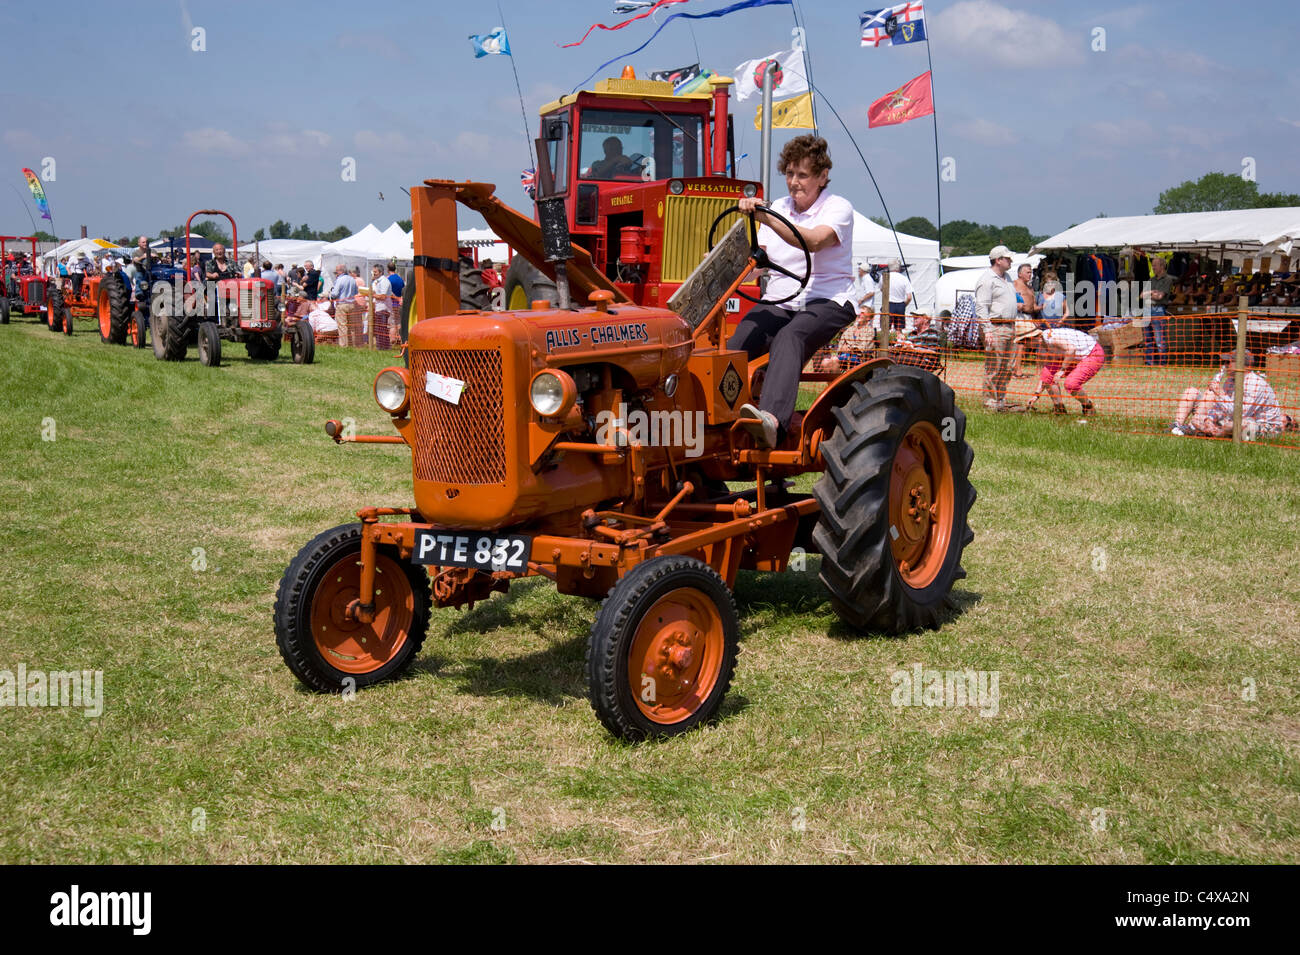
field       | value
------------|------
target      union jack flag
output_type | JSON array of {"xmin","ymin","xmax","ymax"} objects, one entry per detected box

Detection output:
[
  {"xmin": 861, "ymin": 2, "xmax": 926, "ymax": 48},
  {"xmin": 521, "ymin": 167, "xmax": 536, "ymax": 199}
]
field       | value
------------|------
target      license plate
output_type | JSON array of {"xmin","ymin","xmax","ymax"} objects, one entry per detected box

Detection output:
[{"xmin": 411, "ymin": 530, "xmax": 531, "ymax": 571}]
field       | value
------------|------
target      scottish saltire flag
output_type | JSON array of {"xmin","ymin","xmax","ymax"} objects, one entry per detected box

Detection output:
[
  {"xmin": 469, "ymin": 27, "xmax": 511, "ymax": 57},
  {"xmin": 521, "ymin": 167, "xmax": 536, "ymax": 199},
  {"xmin": 22, "ymin": 167, "xmax": 52, "ymax": 221},
  {"xmin": 861, "ymin": 2, "xmax": 927, "ymax": 48}
]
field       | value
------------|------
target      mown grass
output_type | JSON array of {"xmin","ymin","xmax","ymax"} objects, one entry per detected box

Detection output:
[{"xmin": 1, "ymin": 318, "xmax": 1297, "ymax": 864}]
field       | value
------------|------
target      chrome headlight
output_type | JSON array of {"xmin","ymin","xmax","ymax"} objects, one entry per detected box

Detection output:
[
  {"xmin": 668, "ymin": 179, "xmax": 685, "ymax": 195},
  {"xmin": 742, "ymin": 183, "xmax": 758, "ymax": 198},
  {"xmin": 529, "ymin": 369, "xmax": 577, "ymax": 417},
  {"xmin": 374, "ymin": 367, "xmax": 409, "ymax": 415}
]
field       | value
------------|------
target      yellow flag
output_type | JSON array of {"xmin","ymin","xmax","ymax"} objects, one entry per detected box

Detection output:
[{"xmin": 754, "ymin": 91, "xmax": 815, "ymax": 130}]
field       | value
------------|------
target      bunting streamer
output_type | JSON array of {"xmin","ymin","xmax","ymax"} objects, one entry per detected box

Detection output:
[
  {"xmin": 571, "ymin": 0, "xmax": 793, "ymax": 92},
  {"xmin": 21, "ymin": 167, "xmax": 51, "ymax": 221},
  {"xmin": 560, "ymin": 0, "xmax": 688, "ymax": 48}
]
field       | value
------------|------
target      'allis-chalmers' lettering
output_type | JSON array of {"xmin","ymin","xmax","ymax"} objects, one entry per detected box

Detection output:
[{"xmin": 545, "ymin": 322, "xmax": 650, "ymax": 351}]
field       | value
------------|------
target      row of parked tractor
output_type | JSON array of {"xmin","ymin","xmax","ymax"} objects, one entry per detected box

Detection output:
[{"xmin": 1, "ymin": 211, "xmax": 314, "ymax": 366}]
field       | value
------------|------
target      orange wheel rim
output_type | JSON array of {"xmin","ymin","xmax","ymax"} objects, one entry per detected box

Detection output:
[
  {"xmin": 97, "ymin": 292, "xmax": 111, "ymax": 338},
  {"xmin": 628, "ymin": 587, "xmax": 725, "ymax": 724},
  {"xmin": 310, "ymin": 552, "xmax": 413, "ymax": 675},
  {"xmin": 128, "ymin": 315, "xmax": 141, "ymax": 345},
  {"xmin": 888, "ymin": 420, "xmax": 955, "ymax": 589}
]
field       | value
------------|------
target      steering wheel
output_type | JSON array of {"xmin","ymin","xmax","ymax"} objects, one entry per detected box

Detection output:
[{"xmin": 707, "ymin": 203, "xmax": 812, "ymax": 306}]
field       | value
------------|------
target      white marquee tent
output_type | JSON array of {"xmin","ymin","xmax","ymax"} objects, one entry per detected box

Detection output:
[
  {"xmin": 40, "ymin": 237, "xmax": 123, "ymax": 269},
  {"xmin": 851, "ymin": 212, "xmax": 941, "ymax": 314},
  {"xmin": 237, "ymin": 238, "xmax": 327, "ymax": 268},
  {"xmin": 1032, "ymin": 207, "xmax": 1300, "ymax": 256}
]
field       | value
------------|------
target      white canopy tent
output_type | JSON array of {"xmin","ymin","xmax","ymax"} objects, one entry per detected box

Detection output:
[
  {"xmin": 318, "ymin": 224, "xmax": 385, "ymax": 293},
  {"xmin": 40, "ymin": 237, "xmax": 123, "ymax": 269},
  {"xmin": 1031, "ymin": 207, "xmax": 1300, "ymax": 256},
  {"xmin": 237, "ymin": 238, "xmax": 327, "ymax": 268},
  {"xmin": 851, "ymin": 212, "xmax": 941, "ymax": 314},
  {"xmin": 458, "ymin": 227, "xmax": 510, "ymax": 266}
]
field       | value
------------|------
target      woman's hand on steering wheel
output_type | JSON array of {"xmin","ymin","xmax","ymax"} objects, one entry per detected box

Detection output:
[{"xmin": 707, "ymin": 201, "xmax": 812, "ymax": 306}]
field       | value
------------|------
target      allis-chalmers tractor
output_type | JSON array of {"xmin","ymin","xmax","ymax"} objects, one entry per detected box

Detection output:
[
  {"xmin": 273, "ymin": 80, "xmax": 976, "ymax": 739},
  {"xmin": 148, "ymin": 210, "xmax": 314, "ymax": 366},
  {"xmin": 1, "ymin": 236, "xmax": 67, "ymax": 333},
  {"xmin": 48, "ymin": 263, "xmax": 148, "ymax": 347}
]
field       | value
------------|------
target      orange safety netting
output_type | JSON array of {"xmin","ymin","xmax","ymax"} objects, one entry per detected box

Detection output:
[{"xmin": 809, "ymin": 310, "xmax": 1300, "ymax": 449}]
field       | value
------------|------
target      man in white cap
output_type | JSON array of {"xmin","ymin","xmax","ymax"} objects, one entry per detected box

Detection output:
[
  {"xmin": 885, "ymin": 259, "xmax": 917, "ymax": 331},
  {"xmin": 975, "ymin": 245, "xmax": 1020, "ymax": 410}
]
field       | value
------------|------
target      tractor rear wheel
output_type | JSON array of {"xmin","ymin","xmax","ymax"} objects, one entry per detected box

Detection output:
[
  {"xmin": 503, "ymin": 256, "xmax": 557, "ymax": 311},
  {"xmin": 586, "ymin": 555, "xmax": 739, "ymax": 740},
  {"xmin": 459, "ymin": 256, "xmax": 491, "ymax": 311},
  {"xmin": 274, "ymin": 523, "xmax": 431, "ymax": 692},
  {"xmin": 198, "ymin": 321, "xmax": 222, "ymax": 366},
  {"xmin": 98, "ymin": 275, "xmax": 131, "ymax": 344},
  {"xmin": 812, "ymin": 364, "xmax": 975, "ymax": 634},
  {"xmin": 160, "ymin": 313, "xmax": 190, "ymax": 361},
  {"xmin": 0, "ymin": 297, "xmax": 9, "ymax": 324},
  {"xmin": 291, "ymin": 321, "xmax": 315, "ymax": 364}
]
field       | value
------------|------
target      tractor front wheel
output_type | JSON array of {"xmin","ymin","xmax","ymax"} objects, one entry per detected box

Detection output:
[
  {"xmin": 61, "ymin": 305, "xmax": 73, "ymax": 335},
  {"xmin": 197, "ymin": 321, "xmax": 222, "ymax": 366},
  {"xmin": 128, "ymin": 306, "xmax": 146, "ymax": 347},
  {"xmin": 586, "ymin": 556, "xmax": 739, "ymax": 740},
  {"xmin": 812, "ymin": 364, "xmax": 975, "ymax": 634},
  {"xmin": 48, "ymin": 287, "xmax": 64, "ymax": 331},
  {"xmin": 291, "ymin": 321, "xmax": 315, "ymax": 364},
  {"xmin": 274, "ymin": 523, "xmax": 431, "ymax": 692}
]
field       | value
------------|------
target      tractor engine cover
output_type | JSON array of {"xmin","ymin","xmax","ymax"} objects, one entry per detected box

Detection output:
[
  {"xmin": 406, "ymin": 303, "xmax": 692, "ymax": 530},
  {"xmin": 218, "ymin": 278, "xmax": 276, "ymax": 330}
]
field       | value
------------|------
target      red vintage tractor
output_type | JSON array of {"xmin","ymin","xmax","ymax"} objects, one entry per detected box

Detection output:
[
  {"xmin": 149, "ymin": 210, "xmax": 314, "ymax": 366},
  {"xmin": 48, "ymin": 267, "xmax": 143, "ymax": 347},
  {"xmin": 273, "ymin": 174, "xmax": 975, "ymax": 740},
  {"xmin": 0, "ymin": 236, "xmax": 67, "ymax": 333}
]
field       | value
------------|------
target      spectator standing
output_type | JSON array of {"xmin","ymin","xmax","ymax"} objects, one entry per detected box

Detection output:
[
  {"xmin": 975, "ymin": 245, "xmax": 1020, "ymax": 411},
  {"xmin": 242, "ymin": 255, "xmax": 257, "ymax": 279},
  {"xmin": 330, "ymin": 265, "xmax": 360, "ymax": 346},
  {"xmin": 849, "ymin": 260, "xmax": 877, "ymax": 315},
  {"xmin": 885, "ymin": 260, "xmax": 916, "ymax": 331},
  {"xmin": 1038, "ymin": 271, "xmax": 1068, "ymax": 327},
  {"xmin": 1011, "ymin": 262, "xmax": 1040, "ymax": 378},
  {"xmin": 302, "ymin": 260, "xmax": 321, "ymax": 301},
  {"xmin": 57, "ymin": 257, "xmax": 69, "ymax": 279},
  {"xmin": 385, "ymin": 263, "xmax": 404, "ymax": 301},
  {"xmin": 1142, "ymin": 255, "xmax": 1172, "ymax": 365}
]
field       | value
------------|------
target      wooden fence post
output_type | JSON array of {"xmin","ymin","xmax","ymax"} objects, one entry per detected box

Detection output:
[
  {"xmin": 878, "ymin": 268, "xmax": 891, "ymax": 354},
  {"xmin": 1233, "ymin": 294, "xmax": 1248, "ymax": 445}
]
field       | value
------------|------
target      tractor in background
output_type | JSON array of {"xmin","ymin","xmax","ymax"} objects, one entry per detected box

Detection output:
[
  {"xmin": 1, "ymin": 236, "xmax": 66, "ymax": 333},
  {"xmin": 148, "ymin": 209, "xmax": 314, "ymax": 365},
  {"xmin": 48, "ymin": 265, "xmax": 147, "ymax": 347}
]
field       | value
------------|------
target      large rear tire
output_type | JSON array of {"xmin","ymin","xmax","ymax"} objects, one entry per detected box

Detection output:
[
  {"xmin": 586, "ymin": 555, "xmax": 739, "ymax": 740},
  {"xmin": 502, "ymin": 256, "xmax": 557, "ymax": 311},
  {"xmin": 0, "ymin": 297, "xmax": 9, "ymax": 324},
  {"xmin": 811, "ymin": 364, "xmax": 975, "ymax": 634},
  {"xmin": 98, "ymin": 274, "xmax": 131, "ymax": 344},
  {"xmin": 160, "ymin": 313, "xmax": 190, "ymax": 361},
  {"xmin": 274, "ymin": 523, "xmax": 431, "ymax": 692},
  {"xmin": 458, "ymin": 256, "xmax": 491, "ymax": 311}
]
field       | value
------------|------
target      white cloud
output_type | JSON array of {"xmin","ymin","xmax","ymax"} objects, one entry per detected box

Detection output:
[
  {"xmin": 1073, "ymin": 117, "xmax": 1154, "ymax": 146},
  {"xmin": 181, "ymin": 127, "xmax": 250, "ymax": 157},
  {"xmin": 3, "ymin": 129, "xmax": 42, "ymax": 150},
  {"xmin": 934, "ymin": 1, "xmax": 1083, "ymax": 68},
  {"xmin": 1281, "ymin": 117, "xmax": 1300, "ymax": 129},
  {"xmin": 951, "ymin": 116, "xmax": 1019, "ymax": 146}
]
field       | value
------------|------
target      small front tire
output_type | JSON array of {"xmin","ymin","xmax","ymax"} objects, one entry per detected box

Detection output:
[
  {"xmin": 586, "ymin": 556, "xmax": 739, "ymax": 740},
  {"xmin": 198, "ymin": 321, "xmax": 222, "ymax": 367}
]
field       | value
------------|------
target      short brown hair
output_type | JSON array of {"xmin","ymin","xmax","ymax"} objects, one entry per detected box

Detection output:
[{"xmin": 777, "ymin": 135, "xmax": 832, "ymax": 180}]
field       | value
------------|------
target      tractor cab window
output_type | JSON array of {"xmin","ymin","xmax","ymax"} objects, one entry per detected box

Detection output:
[
  {"xmin": 578, "ymin": 109, "xmax": 703, "ymax": 182},
  {"xmin": 543, "ymin": 115, "xmax": 570, "ymax": 195}
]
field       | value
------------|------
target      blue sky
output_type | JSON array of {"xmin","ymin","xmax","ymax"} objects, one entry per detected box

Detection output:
[{"xmin": 3, "ymin": 0, "xmax": 1297, "ymax": 242}]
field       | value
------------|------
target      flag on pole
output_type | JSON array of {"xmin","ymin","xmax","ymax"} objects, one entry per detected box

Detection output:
[
  {"xmin": 468, "ymin": 27, "xmax": 511, "ymax": 57},
  {"xmin": 21, "ymin": 167, "xmax": 52, "ymax": 221},
  {"xmin": 754, "ymin": 91, "xmax": 815, "ymax": 129},
  {"xmin": 649, "ymin": 62, "xmax": 701, "ymax": 85},
  {"xmin": 521, "ymin": 167, "xmax": 536, "ymax": 199},
  {"xmin": 732, "ymin": 48, "xmax": 809, "ymax": 101},
  {"xmin": 860, "ymin": 2, "xmax": 927, "ymax": 48},
  {"xmin": 867, "ymin": 71, "xmax": 934, "ymax": 127}
]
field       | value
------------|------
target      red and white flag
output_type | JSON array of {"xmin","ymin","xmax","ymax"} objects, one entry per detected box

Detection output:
[{"xmin": 867, "ymin": 71, "xmax": 934, "ymax": 128}]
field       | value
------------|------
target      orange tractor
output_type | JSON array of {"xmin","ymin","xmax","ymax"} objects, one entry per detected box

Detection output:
[
  {"xmin": 273, "ymin": 170, "xmax": 976, "ymax": 740},
  {"xmin": 47, "ymin": 265, "xmax": 144, "ymax": 347}
]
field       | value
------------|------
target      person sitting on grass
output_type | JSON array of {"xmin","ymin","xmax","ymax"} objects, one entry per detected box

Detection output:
[
  {"xmin": 1020, "ymin": 324, "xmax": 1103, "ymax": 417},
  {"xmin": 1170, "ymin": 351, "xmax": 1285, "ymax": 439}
]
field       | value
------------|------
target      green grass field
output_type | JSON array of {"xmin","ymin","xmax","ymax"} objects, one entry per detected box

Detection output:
[{"xmin": 2, "ymin": 318, "xmax": 1297, "ymax": 864}]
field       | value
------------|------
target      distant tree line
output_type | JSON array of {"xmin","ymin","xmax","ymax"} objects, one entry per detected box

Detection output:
[{"xmin": 871, "ymin": 215, "xmax": 1048, "ymax": 256}]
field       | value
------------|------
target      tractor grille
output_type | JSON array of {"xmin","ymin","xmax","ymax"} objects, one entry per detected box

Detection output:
[
  {"xmin": 28, "ymin": 281, "xmax": 45, "ymax": 306},
  {"xmin": 660, "ymin": 195, "xmax": 746, "ymax": 283},
  {"xmin": 409, "ymin": 349, "xmax": 506, "ymax": 485}
]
